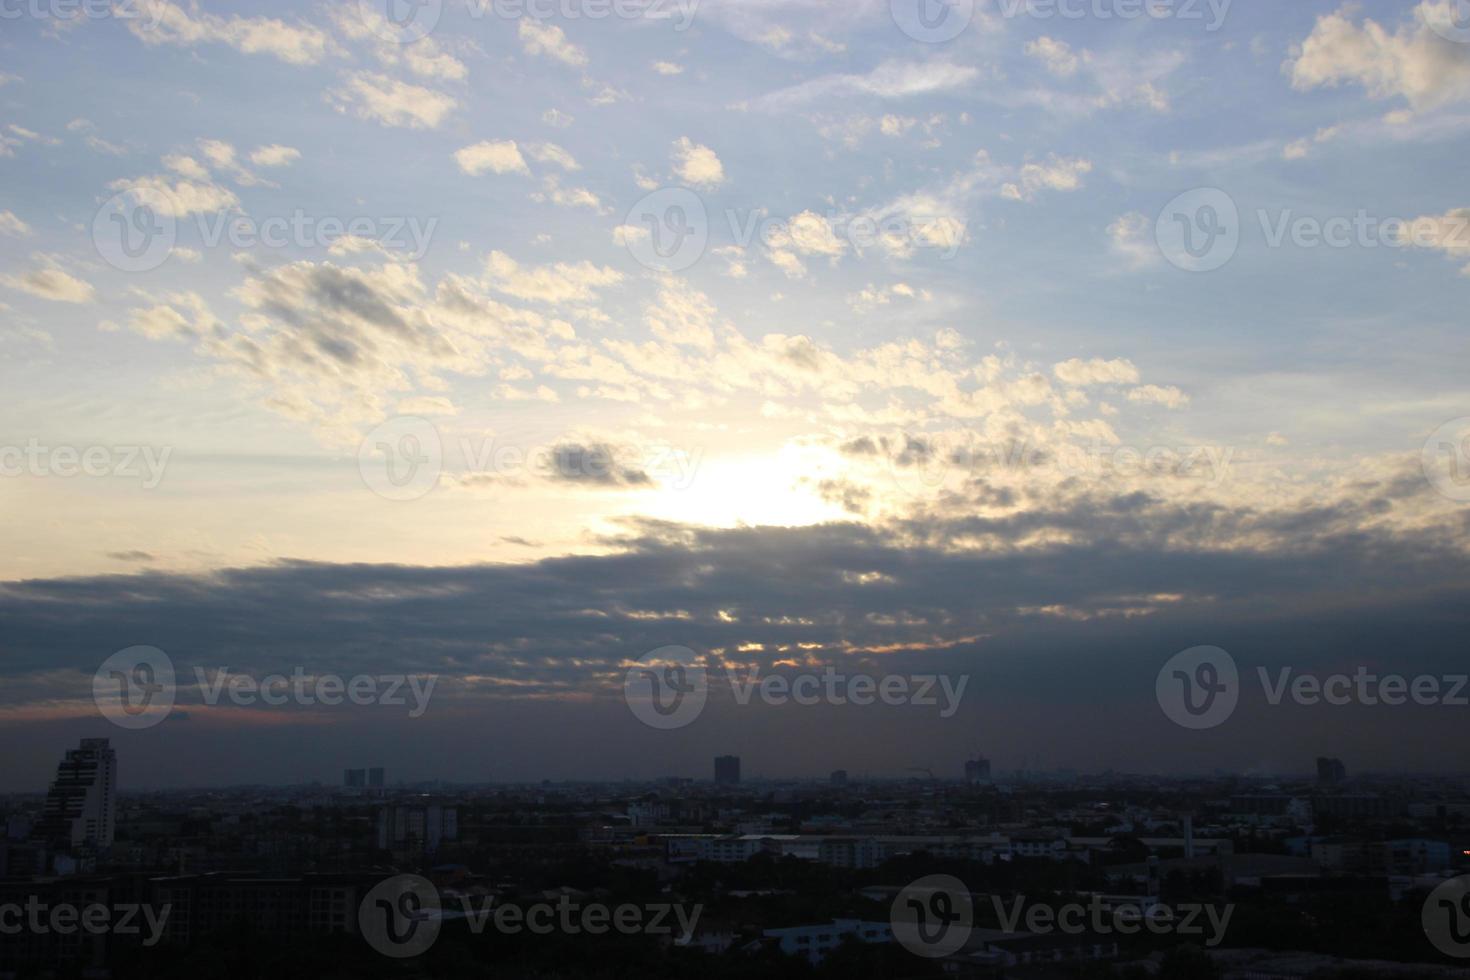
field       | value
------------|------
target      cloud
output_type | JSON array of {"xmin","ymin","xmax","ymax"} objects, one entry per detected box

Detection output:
[
  {"xmin": 107, "ymin": 171, "xmax": 240, "ymax": 218},
  {"xmin": 249, "ymin": 144, "xmax": 301, "ymax": 168},
  {"xmin": 546, "ymin": 442, "xmax": 653, "ymax": 487},
  {"xmin": 744, "ymin": 59, "xmax": 980, "ymax": 111},
  {"xmin": 1288, "ymin": 2, "xmax": 1470, "ymax": 109},
  {"xmin": 528, "ymin": 142, "xmax": 580, "ymax": 171},
  {"xmin": 455, "ymin": 139, "xmax": 530, "ymax": 176},
  {"xmin": 1127, "ymin": 384, "xmax": 1190, "ymax": 409},
  {"xmin": 0, "ymin": 210, "xmax": 31, "ymax": 237},
  {"xmin": 671, "ymin": 137, "xmax": 726, "ymax": 187},
  {"xmin": 652, "ymin": 61, "xmax": 685, "ymax": 75},
  {"xmin": 128, "ymin": 0, "xmax": 336, "ymax": 65},
  {"xmin": 1397, "ymin": 207, "xmax": 1470, "ymax": 274},
  {"xmin": 483, "ymin": 251, "xmax": 623, "ymax": 303},
  {"xmin": 1001, "ymin": 155, "xmax": 1093, "ymax": 201},
  {"xmin": 1026, "ymin": 37, "xmax": 1080, "ymax": 78},
  {"xmin": 1108, "ymin": 213, "xmax": 1159, "ymax": 269},
  {"xmin": 1054, "ymin": 358, "xmax": 1141, "ymax": 386},
  {"xmin": 518, "ymin": 19, "xmax": 588, "ymax": 68},
  {"xmin": 328, "ymin": 72, "xmax": 457, "ymax": 129},
  {"xmin": 2, "ymin": 255, "xmax": 95, "ymax": 303}
]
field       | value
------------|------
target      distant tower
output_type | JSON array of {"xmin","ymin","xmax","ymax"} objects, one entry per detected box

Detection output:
[
  {"xmin": 714, "ymin": 755, "xmax": 741, "ymax": 786},
  {"xmin": 965, "ymin": 757, "xmax": 992, "ymax": 784},
  {"xmin": 830, "ymin": 769, "xmax": 849, "ymax": 787},
  {"xmin": 367, "ymin": 767, "xmax": 385, "ymax": 788},
  {"xmin": 1316, "ymin": 757, "xmax": 1346, "ymax": 786},
  {"xmin": 36, "ymin": 738, "xmax": 117, "ymax": 850},
  {"xmin": 344, "ymin": 768, "xmax": 366, "ymax": 788}
]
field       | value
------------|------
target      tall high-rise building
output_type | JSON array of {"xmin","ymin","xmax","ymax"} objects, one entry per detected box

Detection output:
[
  {"xmin": 965, "ymin": 757, "xmax": 992, "ymax": 784},
  {"xmin": 367, "ymin": 767, "xmax": 385, "ymax": 788},
  {"xmin": 714, "ymin": 755, "xmax": 741, "ymax": 785},
  {"xmin": 1316, "ymin": 757, "xmax": 1347, "ymax": 786},
  {"xmin": 35, "ymin": 738, "xmax": 116, "ymax": 850},
  {"xmin": 830, "ymin": 769, "xmax": 849, "ymax": 787},
  {"xmin": 344, "ymin": 768, "xmax": 366, "ymax": 788}
]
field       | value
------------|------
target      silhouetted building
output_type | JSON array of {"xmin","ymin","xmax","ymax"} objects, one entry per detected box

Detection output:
[
  {"xmin": 367, "ymin": 767, "xmax": 385, "ymax": 788},
  {"xmin": 34, "ymin": 738, "xmax": 116, "ymax": 850},
  {"xmin": 830, "ymin": 769, "xmax": 848, "ymax": 787},
  {"xmin": 376, "ymin": 804, "xmax": 458, "ymax": 853},
  {"xmin": 714, "ymin": 755, "xmax": 741, "ymax": 785},
  {"xmin": 343, "ymin": 768, "xmax": 365, "ymax": 788},
  {"xmin": 965, "ymin": 757, "xmax": 992, "ymax": 784}
]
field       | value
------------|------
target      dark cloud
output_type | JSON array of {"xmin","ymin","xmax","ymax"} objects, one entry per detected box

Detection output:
[
  {"xmin": 3, "ymin": 473, "xmax": 1468, "ymax": 787},
  {"xmin": 547, "ymin": 442, "xmax": 652, "ymax": 487}
]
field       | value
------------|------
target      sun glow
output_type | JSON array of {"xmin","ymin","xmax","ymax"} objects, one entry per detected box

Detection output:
[{"xmin": 645, "ymin": 445, "xmax": 849, "ymax": 528}]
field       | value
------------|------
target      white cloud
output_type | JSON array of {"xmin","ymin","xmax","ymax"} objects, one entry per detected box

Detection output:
[
  {"xmin": 0, "ymin": 210, "xmax": 33, "ymax": 237},
  {"xmin": 612, "ymin": 224, "xmax": 650, "ymax": 246},
  {"xmin": 672, "ymin": 137, "xmax": 725, "ymax": 187},
  {"xmin": 1001, "ymin": 155, "xmax": 1093, "ymax": 201},
  {"xmin": 518, "ymin": 19, "xmax": 587, "ymax": 68},
  {"xmin": 128, "ymin": 0, "xmax": 336, "ymax": 65},
  {"xmin": 250, "ymin": 144, "xmax": 301, "ymax": 168},
  {"xmin": 1026, "ymin": 37, "xmax": 1080, "ymax": 78},
  {"xmin": 529, "ymin": 142, "xmax": 580, "ymax": 171},
  {"xmin": 1054, "ymin": 358, "xmax": 1141, "ymax": 386},
  {"xmin": 1397, "ymin": 207, "xmax": 1470, "ymax": 274},
  {"xmin": 108, "ymin": 172, "xmax": 240, "ymax": 217},
  {"xmin": 2, "ymin": 255, "xmax": 95, "ymax": 303},
  {"xmin": 455, "ymin": 140, "xmax": 530, "ymax": 176},
  {"xmin": 483, "ymin": 251, "xmax": 622, "ymax": 304},
  {"xmin": 328, "ymin": 72, "xmax": 457, "ymax": 129},
  {"xmin": 652, "ymin": 61, "xmax": 685, "ymax": 75},
  {"xmin": 1288, "ymin": 2, "xmax": 1470, "ymax": 109},
  {"xmin": 542, "ymin": 109, "xmax": 574, "ymax": 128},
  {"xmin": 745, "ymin": 60, "xmax": 980, "ymax": 111},
  {"xmin": 1127, "ymin": 384, "xmax": 1189, "ymax": 408},
  {"xmin": 1107, "ymin": 212, "xmax": 1158, "ymax": 269}
]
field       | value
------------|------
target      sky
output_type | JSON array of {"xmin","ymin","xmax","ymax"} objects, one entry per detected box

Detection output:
[{"xmin": 1, "ymin": 0, "xmax": 1469, "ymax": 789}]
